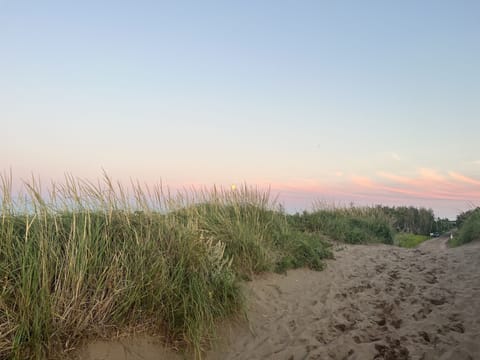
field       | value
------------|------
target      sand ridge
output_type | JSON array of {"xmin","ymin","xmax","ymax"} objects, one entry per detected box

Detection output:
[{"xmin": 76, "ymin": 237, "xmax": 480, "ymax": 360}]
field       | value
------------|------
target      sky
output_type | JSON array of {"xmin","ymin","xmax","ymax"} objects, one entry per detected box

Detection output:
[{"xmin": 2, "ymin": 0, "xmax": 480, "ymax": 218}]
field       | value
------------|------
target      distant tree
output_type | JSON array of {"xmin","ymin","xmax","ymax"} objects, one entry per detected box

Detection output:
[
  {"xmin": 456, "ymin": 207, "xmax": 480, "ymax": 228},
  {"xmin": 433, "ymin": 217, "xmax": 455, "ymax": 233},
  {"xmin": 374, "ymin": 206, "xmax": 434, "ymax": 235}
]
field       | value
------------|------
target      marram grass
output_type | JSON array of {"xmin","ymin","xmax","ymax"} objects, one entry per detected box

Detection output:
[{"xmin": 0, "ymin": 174, "xmax": 331, "ymax": 359}]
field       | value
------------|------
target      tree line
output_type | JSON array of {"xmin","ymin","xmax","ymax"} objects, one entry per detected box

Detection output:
[{"xmin": 373, "ymin": 206, "xmax": 454, "ymax": 235}]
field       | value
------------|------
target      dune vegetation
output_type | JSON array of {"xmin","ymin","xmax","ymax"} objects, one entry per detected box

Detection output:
[
  {"xmin": 0, "ymin": 172, "xmax": 459, "ymax": 359},
  {"xmin": 393, "ymin": 233, "xmax": 430, "ymax": 248},
  {"xmin": 287, "ymin": 205, "xmax": 395, "ymax": 245},
  {"xmin": 0, "ymin": 174, "xmax": 332, "ymax": 359},
  {"xmin": 450, "ymin": 207, "xmax": 480, "ymax": 246}
]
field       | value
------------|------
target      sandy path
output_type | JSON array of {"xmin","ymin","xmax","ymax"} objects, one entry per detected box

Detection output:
[
  {"xmin": 76, "ymin": 237, "xmax": 480, "ymax": 360},
  {"xmin": 207, "ymin": 237, "xmax": 480, "ymax": 360}
]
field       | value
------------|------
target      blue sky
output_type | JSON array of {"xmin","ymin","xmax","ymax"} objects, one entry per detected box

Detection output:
[{"xmin": 2, "ymin": 0, "xmax": 480, "ymax": 218}]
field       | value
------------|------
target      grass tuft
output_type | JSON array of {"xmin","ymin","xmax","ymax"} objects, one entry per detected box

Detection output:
[{"xmin": 394, "ymin": 233, "xmax": 430, "ymax": 248}]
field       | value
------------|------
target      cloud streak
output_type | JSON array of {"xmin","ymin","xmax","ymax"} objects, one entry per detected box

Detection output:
[
  {"xmin": 391, "ymin": 153, "xmax": 401, "ymax": 161},
  {"xmin": 267, "ymin": 169, "xmax": 480, "ymax": 217},
  {"xmin": 448, "ymin": 172, "xmax": 480, "ymax": 186},
  {"xmin": 357, "ymin": 169, "xmax": 480, "ymax": 201}
]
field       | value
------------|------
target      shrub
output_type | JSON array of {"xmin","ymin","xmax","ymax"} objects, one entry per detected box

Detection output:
[
  {"xmin": 456, "ymin": 208, "xmax": 480, "ymax": 245},
  {"xmin": 394, "ymin": 233, "xmax": 429, "ymax": 248}
]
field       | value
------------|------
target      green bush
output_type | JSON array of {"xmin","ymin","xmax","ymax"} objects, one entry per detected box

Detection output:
[
  {"xmin": 273, "ymin": 231, "xmax": 332, "ymax": 273},
  {"xmin": 456, "ymin": 209, "xmax": 480, "ymax": 245},
  {"xmin": 456, "ymin": 207, "xmax": 480, "ymax": 228}
]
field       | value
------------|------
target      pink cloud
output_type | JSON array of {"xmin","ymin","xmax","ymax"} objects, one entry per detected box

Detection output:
[
  {"xmin": 376, "ymin": 171, "xmax": 414, "ymax": 185},
  {"xmin": 448, "ymin": 172, "xmax": 480, "ymax": 186},
  {"xmin": 371, "ymin": 170, "xmax": 479, "ymax": 201},
  {"xmin": 351, "ymin": 176, "xmax": 376, "ymax": 188},
  {"xmin": 265, "ymin": 169, "xmax": 480, "ymax": 217},
  {"xmin": 266, "ymin": 178, "xmax": 326, "ymax": 193},
  {"xmin": 418, "ymin": 168, "xmax": 445, "ymax": 182},
  {"xmin": 264, "ymin": 169, "xmax": 480, "ymax": 203}
]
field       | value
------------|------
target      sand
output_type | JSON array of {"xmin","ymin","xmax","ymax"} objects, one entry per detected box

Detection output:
[{"xmin": 75, "ymin": 236, "xmax": 480, "ymax": 360}]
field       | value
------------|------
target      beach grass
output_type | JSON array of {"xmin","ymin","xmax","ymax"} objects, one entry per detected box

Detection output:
[
  {"xmin": 0, "ymin": 173, "xmax": 331, "ymax": 359},
  {"xmin": 394, "ymin": 233, "xmax": 430, "ymax": 248}
]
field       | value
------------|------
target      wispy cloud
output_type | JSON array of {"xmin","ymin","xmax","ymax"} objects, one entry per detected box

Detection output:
[
  {"xmin": 351, "ymin": 176, "xmax": 376, "ymax": 188},
  {"xmin": 377, "ymin": 171, "xmax": 413, "ymax": 184},
  {"xmin": 448, "ymin": 172, "xmax": 480, "ymax": 186},
  {"xmin": 269, "ymin": 169, "xmax": 480, "ymax": 213},
  {"xmin": 254, "ymin": 168, "xmax": 480, "ymax": 218},
  {"xmin": 418, "ymin": 168, "xmax": 445, "ymax": 182},
  {"xmin": 391, "ymin": 152, "xmax": 401, "ymax": 161},
  {"xmin": 267, "ymin": 178, "xmax": 325, "ymax": 193},
  {"xmin": 354, "ymin": 169, "xmax": 480, "ymax": 201}
]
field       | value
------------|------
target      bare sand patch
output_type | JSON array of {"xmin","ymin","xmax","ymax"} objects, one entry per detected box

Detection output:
[{"xmin": 73, "ymin": 336, "xmax": 181, "ymax": 360}]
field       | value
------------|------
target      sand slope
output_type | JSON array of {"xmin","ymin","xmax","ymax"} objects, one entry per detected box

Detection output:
[{"xmin": 76, "ymin": 237, "xmax": 480, "ymax": 360}]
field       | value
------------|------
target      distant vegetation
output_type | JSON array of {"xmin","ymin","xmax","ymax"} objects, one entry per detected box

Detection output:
[
  {"xmin": 374, "ymin": 206, "xmax": 454, "ymax": 237},
  {"xmin": 376, "ymin": 205, "xmax": 435, "ymax": 235},
  {"xmin": 451, "ymin": 207, "xmax": 480, "ymax": 246},
  {"xmin": 433, "ymin": 217, "xmax": 456, "ymax": 234},
  {"xmin": 0, "ymin": 175, "xmax": 331, "ymax": 359},
  {"xmin": 287, "ymin": 205, "xmax": 394, "ymax": 245},
  {"xmin": 286, "ymin": 204, "xmax": 453, "ymax": 248},
  {"xmin": 455, "ymin": 207, "xmax": 480, "ymax": 229}
]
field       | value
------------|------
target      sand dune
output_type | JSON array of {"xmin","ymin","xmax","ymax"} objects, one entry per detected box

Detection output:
[{"xmin": 76, "ymin": 237, "xmax": 480, "ymax": 360}]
